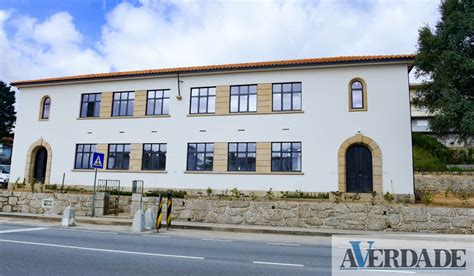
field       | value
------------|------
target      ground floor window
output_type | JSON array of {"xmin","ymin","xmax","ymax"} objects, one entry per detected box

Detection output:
[
  {"xmin": 271, "ymin": 142, "xmax": 301, "ymax": 172},
  {"xmin": 228, "ymin": 142, "xmax": 256, "ymax": 171},
  {"xmin": 107, "ymin": 144, "xmax": 130, "ymax": 170},
  {"xmin": 142, "ymin": 143, "xmax": 167, "ymax": 170},
  {"xmin": 187, "ymin": 143, "xmax": 214, "ymax": 171},
  {"xmin": 74, "ymin": 144, "xmax": 97, "ymax": 169}
]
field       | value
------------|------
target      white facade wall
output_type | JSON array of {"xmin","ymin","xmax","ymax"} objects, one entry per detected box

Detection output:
[{"xmin": 10, "ymin": 63, "xmax": 414, "ymax": 194}]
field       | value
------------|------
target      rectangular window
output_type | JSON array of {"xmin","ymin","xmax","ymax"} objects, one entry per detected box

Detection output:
[
  {"xmin": 80, "ymin": 93, "xmax": 101, "ymax": 118},
  {"xmin": 187, "ymin": 143, "xmax": 214, "ymax": 171},
  {"xmin": 272, "ymin": 82, "xmax": 302, "ymax": 111},
  {"xmin": 112, "ymin": 92, "xmax": 134, "ymax": 116},
  {"xmin": 190, "ymin": 87, "xmax": 216, "ymax": 114},
  {"xmin": 107, "ymin": 144, "xmax": 130, "ymax": 170},
  {"xmin": 142, "ymin": 143, "xmax": 167, "ymax": 170},
  {"xmin": 228, "ymin": 142, "xmax": 256, "ymax": 171},
  {"xmin": 146, "ymin": 90, "xmax": 170, "ymax": 115},
  {"xmin": 272, "ymin": 142, "xmax": 302, "ymax": 172},
  {"xmin": 74, "ymin": 144, "xmax": 97, "ymax": 169},
  {"xmin": 230, "ymin": 85, "xmax": 257, "ymax": 113}
]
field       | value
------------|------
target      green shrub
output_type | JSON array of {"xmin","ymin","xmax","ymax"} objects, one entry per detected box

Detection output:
[
  {"xmin": 109, "ymin": 190, "xmax": 133, "ymax": 196},
  {"xmin": 412, "ymin": 133, "xmax": 452, "ymax": 163},
  {"xmin": 412, "ymin": 133, "xmax": 473, "ymax": 166},
  {"xmin": 281, "ymin": 190, "xmax": 329, "ymax": 199},
  {"xmin": 145, "ymin": 189, "xmax": 187, "ymax": 198},
  {"xmin": 413, "ymin": 146, "xmax": 446, "ymax": 171},
  {"xmin": 384, "ymin": 192, "xmax": 394, "ymax": 203}
]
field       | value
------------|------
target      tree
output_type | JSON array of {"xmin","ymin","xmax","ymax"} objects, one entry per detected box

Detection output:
[
  {"xmin": 413, "ymin": 0, "xmax": 473, "ymax": 143},
  {"xmin": 0, "ymin": 81, "xmax": 16, "ymax": 138}
]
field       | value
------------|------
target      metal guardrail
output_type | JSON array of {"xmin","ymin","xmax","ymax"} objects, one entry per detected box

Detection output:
[{"xmin": 97, "ymin": 179, "xmax": 120, "ymax": 192}]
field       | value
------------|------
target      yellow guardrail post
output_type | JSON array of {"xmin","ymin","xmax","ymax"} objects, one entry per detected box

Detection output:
[
  {"xmin": 166, "ymin": 192, "xmax": 172, "ymax": 230},
  {"xmin": 155, "ymin": 193, "xmax": 163, "ymax": 232}
]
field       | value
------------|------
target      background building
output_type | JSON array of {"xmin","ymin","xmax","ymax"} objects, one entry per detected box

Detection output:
[{"xmin": 409, "ymin": 84, "xmax": 472, "ymax": 148}]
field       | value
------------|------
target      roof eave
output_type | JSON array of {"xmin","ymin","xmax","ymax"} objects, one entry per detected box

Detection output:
[{"xmin": 11, "ymin": 56, "xmax": 415, "ymax": 88}]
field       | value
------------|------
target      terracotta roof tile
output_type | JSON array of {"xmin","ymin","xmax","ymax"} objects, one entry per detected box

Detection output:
[{"xmin": 11, "ymin": 54, "xmax": 415, "ymax": 87}]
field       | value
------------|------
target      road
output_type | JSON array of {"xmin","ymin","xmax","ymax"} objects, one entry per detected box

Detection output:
[{"xmin": 0, "ymin": 221, "xmax": 331, "ymax": 275}]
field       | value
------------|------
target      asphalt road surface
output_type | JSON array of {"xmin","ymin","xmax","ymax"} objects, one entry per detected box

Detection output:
[{"xmin": 0, "ymin": 222, "xmax": 331, "ymax": 275}]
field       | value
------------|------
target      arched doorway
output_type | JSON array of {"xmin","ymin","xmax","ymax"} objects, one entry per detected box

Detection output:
[
  {"xmin": 25, "ymin": 139, "xmax": 52, "ymax": 185},
  {"xmin": 33, "ymin": 147, "xmax": 48, "ymax": 182},
  {"xmin": 338, "ymin": 133, "xmax": 383, "ymax": 194},
  {"xmin": 346, "ymin": 145, "xmax": 373, "ymax": 193}
]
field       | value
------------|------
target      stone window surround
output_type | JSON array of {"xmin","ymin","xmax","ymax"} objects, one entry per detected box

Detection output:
[
  {"xmin": 348, "ymin": 77, "xmax": 368, "ymax": 112},
  {"xmin": 338, "ymin": 133, "xmax": 382, "ymax": 193},
  {"xmin": 38, "ymin": 95, "xmax": 51, "ymax": 121}
]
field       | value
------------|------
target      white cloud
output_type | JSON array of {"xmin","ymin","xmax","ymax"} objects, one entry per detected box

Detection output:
[
  {"xmin": 0, "ymin": 0, "xmax": 440, "ymax": 83},
  {"xmin": 0, "ymin": 10, "xmax": 110, "ymax": 82}
]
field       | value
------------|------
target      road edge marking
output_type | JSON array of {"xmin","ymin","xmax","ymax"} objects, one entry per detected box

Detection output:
[
  {"xmin": 0, "ymin": 238, "xmax": 204, "ymax": 260},
  {"xmin": 253, "ymin": 261, "xmax": 304, "ymax": 267},
  {"xmin": 0, "ymin": 227, "xmax": 48, "ymax": 234}
]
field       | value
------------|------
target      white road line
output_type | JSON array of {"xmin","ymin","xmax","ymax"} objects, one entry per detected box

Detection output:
[
  {"xmin": 0, "ymin": 227, "xmax": 48, "ymax": 234},
  {"xmin": 141, "ymin": 235, "xmax": 171, "ymax": 238},
  {"xmin": 253, "ymin": 261, "xmax": 304, "ymax": 267},
  {"xmin": 201, "ymin": 238, "xmax": 232, "ymax": 243},
  {"xmin": 60, "ymin": 229, "xmax": 118, "ymax": 235},
  {"xmin": 266, "ymin": 242, "xmax": 301, "ymax": 247},
  {"xmin": 0, "ymin": 238, "xmax": 204, "ymax": 260}
]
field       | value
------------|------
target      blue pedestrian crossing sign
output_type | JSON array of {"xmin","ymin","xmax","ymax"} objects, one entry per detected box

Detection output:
[{"xmin": 92, "ymin": 152, "xmax": 105, "ymax": 169}]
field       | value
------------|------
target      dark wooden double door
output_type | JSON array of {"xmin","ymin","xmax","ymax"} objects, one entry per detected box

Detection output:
[
  {"xmin": 33, "ymin": 147, "xmax": 47, "ymax": 182},
  {"xmin": 346, "ymin": 145, "xmax": 373, "ymax": 193}
]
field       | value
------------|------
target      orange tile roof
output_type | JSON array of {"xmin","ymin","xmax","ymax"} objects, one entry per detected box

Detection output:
[{"xmin": 11, "ymin": 54, "xmax": 415, "ymax": 87}]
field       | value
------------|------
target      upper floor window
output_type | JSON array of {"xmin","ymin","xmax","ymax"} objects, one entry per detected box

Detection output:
[
  {"xmin": 40, "ymin": 97, "xmax": 51, "ymax": 120},
  {"xmin": 187, "ymin": 143, "xmax": 214, "ymax": 171},
  {"xmin": 112, "ymin": 92, "xmax": 134, "ymax": 116},
  {"xmin": 230, "ymin": 85, "xmax": 257, "ymax": 113},
  {"xmin": 74, "ymin": 144, "xmax": 97, "ymax": 169},
  {"xmin": 80, "ymin": 93, "xmax": 101, "ymax": 118},
  {"xmin": 147, "ymin": 90, "xmax": 170, "ymax": 116},
  {"xmin": 228, "ymin": 142, "xmax": 256, "ymax": 171},
  {"xmin": 272, "ymin": 82, "xmax": 302, "ymax": 111},
  {"xmin": 107, "ymin": 144, "xmax": 130, "ymax": 170},
  {"xmin": 190, "ymin": 87, "xmax": 215, "ymax": 114},
  {"xmin": 271, "ymin": 142, "xmax": 302, "ymax": 172},
  {"xmin": 349, "ymin": 79, "xmax": 367, "ymax": 111},
  {"xmin": 142, "ymin": 143, "xmax": 167, "ymax": 170}
]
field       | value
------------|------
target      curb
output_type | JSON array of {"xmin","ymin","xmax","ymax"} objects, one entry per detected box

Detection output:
[{"xmin": 0, "ymin": 212, "xmax": 335, "ymax": 236}]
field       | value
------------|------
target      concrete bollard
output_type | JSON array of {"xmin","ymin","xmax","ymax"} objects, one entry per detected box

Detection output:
[
  {"xmin": 131, "ymin": 209, "xmax": 146, "ymax": 233},
  {"xmin": 144, "ymin": 208, "xmax": 156, "ymax": 230},
  {"xmin": 61, "ymin": 206, "xmax": 76, "ymax": 227}
]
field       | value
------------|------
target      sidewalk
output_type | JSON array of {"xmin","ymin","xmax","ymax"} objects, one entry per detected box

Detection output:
[
  {"xmin": 1, "ymin": 212, "xmax": 471, "ymax": 240},
  {"xmin": 0, "ymin": 211, "xmax": 338, "ymax": 236}
]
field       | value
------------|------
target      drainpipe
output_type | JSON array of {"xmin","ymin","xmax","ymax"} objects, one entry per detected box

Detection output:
[{"xmin": 176, "ymin": 73, "xmax": 183, "ymax": 100}]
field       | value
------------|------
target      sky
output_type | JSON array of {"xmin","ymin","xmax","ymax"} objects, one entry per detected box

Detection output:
[{"xmin": 0, "ymin": 0, "xmax": 442, "ymax": 84}]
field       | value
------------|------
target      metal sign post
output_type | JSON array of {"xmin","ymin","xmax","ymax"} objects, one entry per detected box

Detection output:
[{"xmin": 91, "ymin": 152, "xmax": 105, "ymax": 217}]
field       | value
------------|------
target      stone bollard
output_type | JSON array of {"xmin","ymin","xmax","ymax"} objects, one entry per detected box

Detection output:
[
  {"xmin": 61, "ymin": 206, "xmax": 76, "ymax": 227},
  {"xmin": 131, "ymin": 209, "xmax": 145, "ymax": 233},
  {"xmin": 144, "ymin": 208, "xmax": 156, "ymax": 230}
]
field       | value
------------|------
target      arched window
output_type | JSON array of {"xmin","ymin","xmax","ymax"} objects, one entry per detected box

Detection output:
[
  {"xmin": 40, "ymin": 97, "xmax": 51, "ymax": 120},
  {"xmin": 349, "ymin": 79, "xmax": 367, "ymax": 111}
]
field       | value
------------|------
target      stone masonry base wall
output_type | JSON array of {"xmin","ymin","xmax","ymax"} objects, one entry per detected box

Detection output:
[
  {"xmin": 0, "ymin": 191, "xmax": 472, "ymax": 234},
  {"xmin": 414, "ymin": 172, "xmax": 474, "ymax": 194},
  {"xmin": 132, "ymin": 195, "xmax": 473, "ymax": 234}
]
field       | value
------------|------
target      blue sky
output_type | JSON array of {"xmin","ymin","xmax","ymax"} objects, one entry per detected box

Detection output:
[
  {"xmin": 1, "ymin": 0, "xmax": 126, "ymax": 43},
  {"xmin": 0, "ymin": 0, "xmax": 441, "ymax": 83}
]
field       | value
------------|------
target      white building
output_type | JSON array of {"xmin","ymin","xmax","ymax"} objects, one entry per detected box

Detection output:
[{"xmin": 10, "ymin": 55, "xmax": 415, "ymax": 195}]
